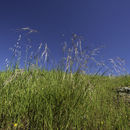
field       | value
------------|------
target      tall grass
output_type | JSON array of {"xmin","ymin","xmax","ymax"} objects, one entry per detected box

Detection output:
[{"xmin": 0, "ymin": 29, "xmax": 130, "ymax": 129}]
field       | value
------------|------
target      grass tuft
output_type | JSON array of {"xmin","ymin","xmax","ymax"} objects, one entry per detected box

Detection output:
[{"xmin": 0, "ymin": 30, "xmax": 129, "ymax": 129}]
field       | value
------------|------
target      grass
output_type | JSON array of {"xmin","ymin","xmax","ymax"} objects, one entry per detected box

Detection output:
[
  {"xmin": 0, "ymin": 31, "xmax": 130, "ymax": 129},
  {"xmin": 0, "ymin": 70, "xmax": 130, "ymax": 129}
]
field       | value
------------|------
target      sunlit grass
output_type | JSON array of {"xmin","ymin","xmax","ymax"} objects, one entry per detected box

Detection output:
[
  {"xmin": 0, "ymin": 30, "xmax": 129, "ymax": 129},
  {"xmin": 0, "ymin": 70, "xmax": 130, "ymax": 129}
]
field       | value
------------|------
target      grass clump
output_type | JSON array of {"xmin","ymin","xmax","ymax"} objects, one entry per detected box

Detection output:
[
  {"xmin": 0, "ymin": 70, "xmax": 130, "ymax": 129},
  {"xmin": 0, "ymin": 30, "xmax": 130, "ymax": 129}
]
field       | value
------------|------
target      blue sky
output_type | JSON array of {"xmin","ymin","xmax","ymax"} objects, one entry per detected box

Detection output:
[{"xmin": 0, "ymin": 0, "xmax": 130, "ymax": 74}]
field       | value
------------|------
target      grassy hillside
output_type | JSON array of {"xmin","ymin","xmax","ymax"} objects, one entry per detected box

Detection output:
[
  {"xmin": 0, "ymin": 33, "xmax": 129, "ymax": 129},
  {"xmin": 0, "ymin": 69, "xmax": 130, "ymax": 129}
]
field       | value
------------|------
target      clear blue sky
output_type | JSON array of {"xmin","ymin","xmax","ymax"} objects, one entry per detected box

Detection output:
[{"xmin": 0, "ymin": 0, "xmax": 130, "ymax": 74}]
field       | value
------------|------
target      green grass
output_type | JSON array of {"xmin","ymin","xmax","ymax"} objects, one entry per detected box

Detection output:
[
  {"xmin": 1, "ymin": 32, "xmax": 129, "ymax": 129},
  {"xmin": 0, "ymin": 69, "xmax": 129, "ymax": 129}
]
